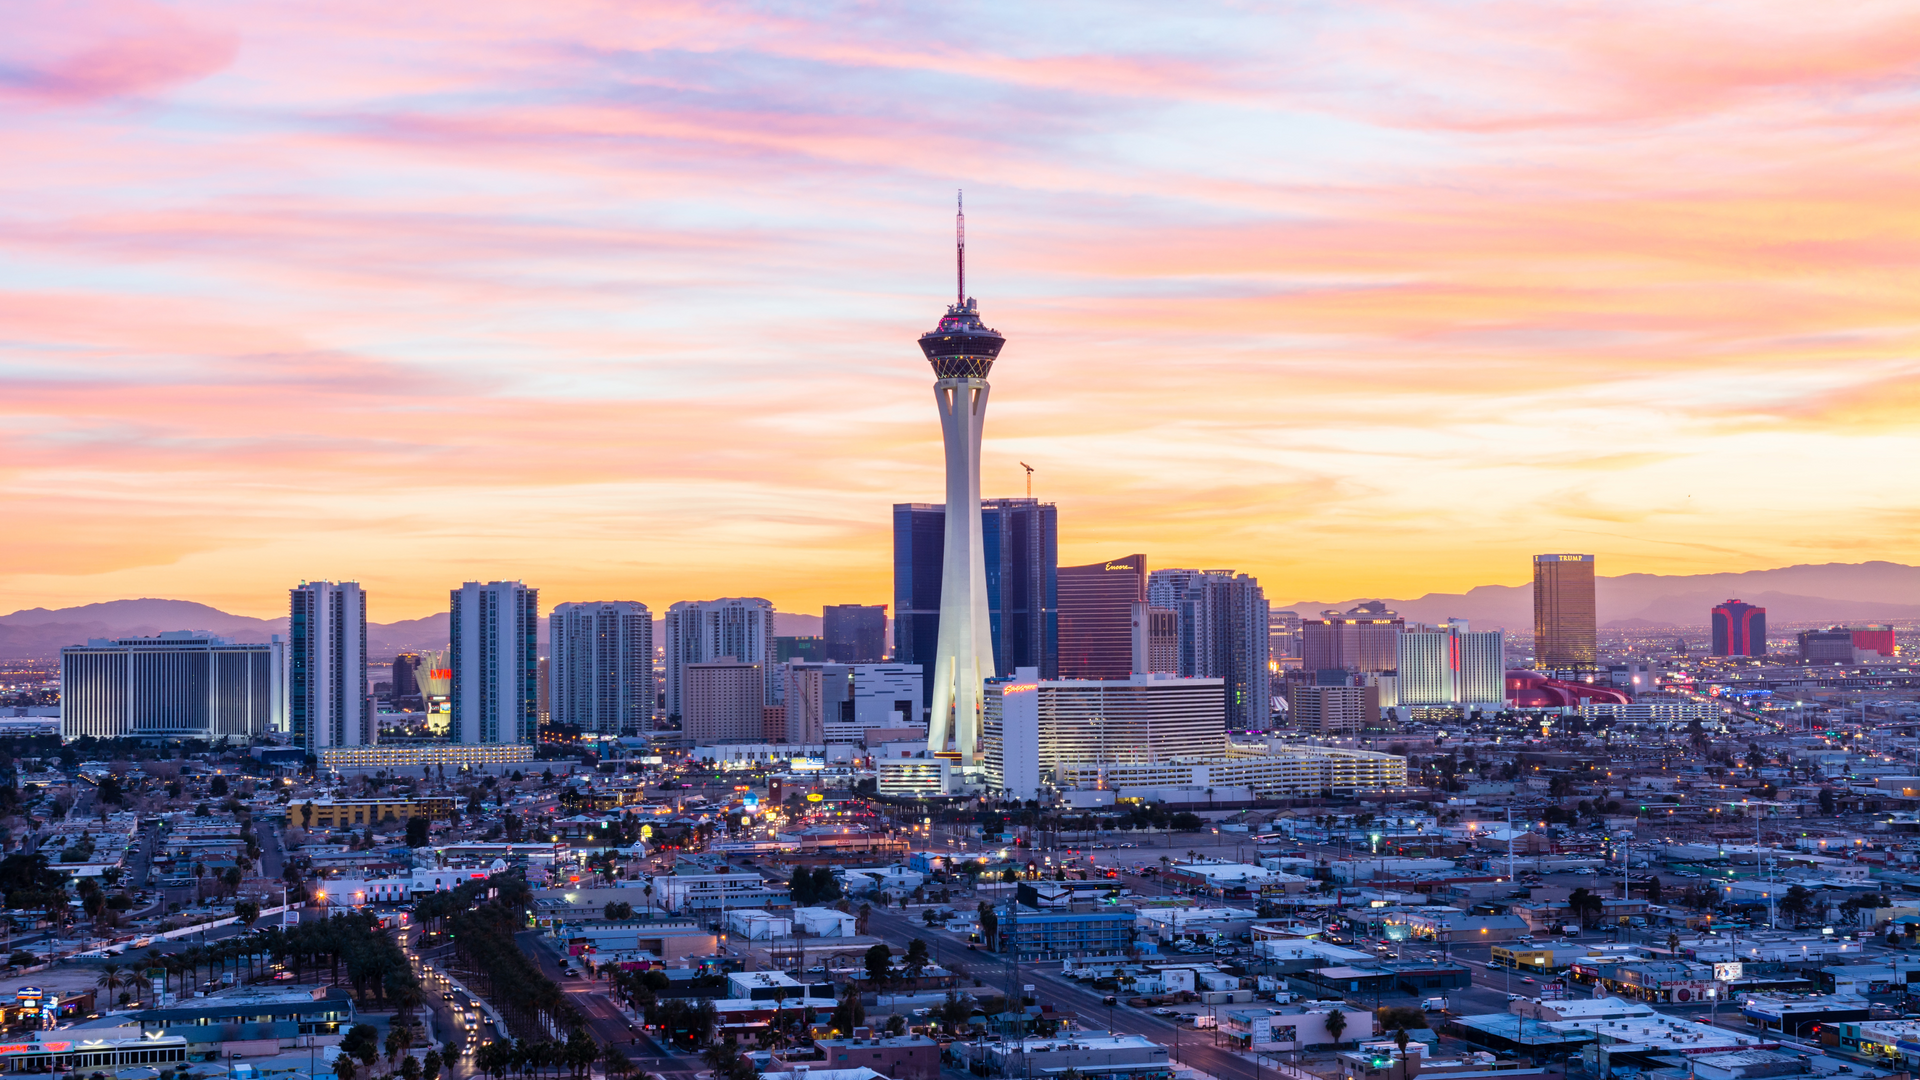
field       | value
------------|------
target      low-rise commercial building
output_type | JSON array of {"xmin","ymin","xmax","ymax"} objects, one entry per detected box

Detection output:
[
  {"xmin": 999, "ymin": 909, "xmax": 1136, "ymax": 959},
  {"xmin": 652, "ymin": 871, "xmax": 790, "ymax": 912},
  {"xmin": 1056, "ymin": 746, "xmax": 1406, "ymax": 798},
  {"xmin": 290, "ymin": 797, "xmax": 455, "ymax": 829},
  {"xmin": 316, "ymin": 743, "xmax": 535, "ymax": 771},
  {"xmin": 968, "ymin": 1032, "xmax": 1172, "ymax": 1080}
]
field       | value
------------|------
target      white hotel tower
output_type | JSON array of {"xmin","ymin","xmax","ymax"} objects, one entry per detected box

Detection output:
[{"xmin": 922, "ymin": 194, "xmax": 1006, "ymax": 766}]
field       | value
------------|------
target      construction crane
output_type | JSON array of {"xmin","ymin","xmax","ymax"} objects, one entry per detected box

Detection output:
[{"xmin": 1020, "ymin": 462, "xmax": 1034, "ymax": 498}]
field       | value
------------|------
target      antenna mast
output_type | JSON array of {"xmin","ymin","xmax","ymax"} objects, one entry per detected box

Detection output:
[{"xmin": 956, "ymin": 189, "xmax": 966, "ymax": 307}]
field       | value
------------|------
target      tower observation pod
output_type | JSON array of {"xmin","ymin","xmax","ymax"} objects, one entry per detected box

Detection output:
[{"xmin": 920, "ymin": 192, "xmax": 1005, "ymax": 766}]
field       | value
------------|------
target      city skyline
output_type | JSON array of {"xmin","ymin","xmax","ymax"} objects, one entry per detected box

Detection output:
[{"xmin": 7, "ymin": 5, "xmax": 1920, "ymax": 618}]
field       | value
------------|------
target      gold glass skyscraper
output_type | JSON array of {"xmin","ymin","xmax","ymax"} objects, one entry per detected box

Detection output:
[{"xmin": 1533, "ymin": 553, "xmax": 1596, "ymax": 671}]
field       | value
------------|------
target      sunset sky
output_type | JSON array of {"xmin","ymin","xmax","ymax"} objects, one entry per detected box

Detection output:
[{"xmin": 6, "ymin": 1, "xmax": 1920, "ymax": 621}]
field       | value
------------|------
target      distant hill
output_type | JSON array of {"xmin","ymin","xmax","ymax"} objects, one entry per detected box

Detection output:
[
  {"xmin": 1284, "ymin": 561, "xmax": 1920, "ymax": 632},
  {"xmin": 0, "ymin": 600, "xmax": 833, "ymax": 660}
]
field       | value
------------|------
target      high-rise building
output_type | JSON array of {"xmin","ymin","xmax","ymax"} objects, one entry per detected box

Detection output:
[
  {"xmin": 893, "ymin": 499, "xmax": 1058, "ymax": 708},
  {"xmin": 775, "ymin": 636, "xmax": 828, "ymax": 663},
  {"xmin": 1131, "ymin": 603, "xmax": 1177, "ymax": 675},
  {"xmin": 1798, "ymin": 625, "xmax": 1896, "ymax": 664},
  {"xmin": 662, "ymin": 598, "xmax": 776, "ymax": 720},
  {"xmin": 1710, "ymin": 599, "xmax": 1767, "ymax": 658},
  {"xmin": 290, "ymin": 581, "xmax": 369, "ymax": 752},
  {"xmin": 981, "ymin": 667, "xmax": 1228, "ymax": 798},
  {"xmin": 1057, "ymin": 554, "xmax": 1146, "ymax": 679},
  {"xmin": 682, "ymin": 659, "xmax": 766, "ymax": 744},
  {"xmin": 1301, "ymin": 603, "xmax": 1403, "ymax": 674},
  {"xmin": 391, "ymin": 653, "xmax": 421, "ymax": 711},
  {"xmin": 450, "ymin": 581, "xmax": 539, "ymax": 746},
  {"xmin": 1533, "ymin": 554, "xmax": 1597, "ymax": 671},
  {"xmin": 1269, "ymin": 610, "xmax": 1303, "ymax": 668},
  {"xmin": 62, "ymin": 633, "xmax": 285, "ymax": 740},
  {"xmin": 1397, "ymin": 619, "xmax": 1506, "ymax": 706},
  {"xmin": 1290, "ymin": 677, "xmax": 1377, "ymax": 736},
  {"xmin": 549, "ymin": 601, "xmax": 654, "ymax": 735},
  {"xmin": 1169, "ymin": 571, "xmax": 1270, "ymax": 728},
  {"xmin": 822, "ymin": 605, "xmax": 887, "ymax": 664},
  {"xmin": 416, "ymin": 649, "xmax": 451, "ymax": 732},
  {"xmin": 1146, "ymin": 568, "xmax": 1206, "ymax": 613},
  {"xmin": 781, "ymin": 662, "xmax": 925, "ymax": 745},
  {"xmin": 1853, "ymin": 625, "xmax": 1897, "ymax": 659}
]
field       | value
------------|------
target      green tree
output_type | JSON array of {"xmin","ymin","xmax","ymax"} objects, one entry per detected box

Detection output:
[
  {"xmin": 939, "ymin": 991, "xmax": 975, "ymax": 1035},
  {"xmin": 977, "ymin": 900, "xmax": 999, "ymax": 951},
  {"xmin": 831, "ymin": 983, "xmax": 866, "ymax": 1034},
  {"xmin": 1324, "ymin": 1008, "xmax": 1348, "ymax": 1047},
  {"xmin": 406, "ymin": 815, "xmax": 430, "ymax": 848},
  {"xmin": 903, "ymin": 937, "xmax": 929, "ymax": 982},
  {"xmin": 865, "ymin": 942, "xmax": 893, "ymax": 986}
]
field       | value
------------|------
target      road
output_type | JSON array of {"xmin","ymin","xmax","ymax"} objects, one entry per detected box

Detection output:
[
  {"xmin": 513, "ymin": 930, "xmax": 696, "ymax": 1077},
  {"xmin": 861, "ymin": 903, "xmax": 1285, "ymax": 1080}
]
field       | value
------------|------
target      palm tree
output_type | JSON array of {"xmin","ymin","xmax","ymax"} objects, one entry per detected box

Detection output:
[
  {"xmin": 1324, "ymin": 1007, "xmax": 1348, "ymax": 1047},
  {"xmin": 1393, "ymin": 1028, "xmax": 1411, "ymax": 1080},
  {"xmin": 96, "ymin": 962, "xmax": 125, "ymax": 1007}
]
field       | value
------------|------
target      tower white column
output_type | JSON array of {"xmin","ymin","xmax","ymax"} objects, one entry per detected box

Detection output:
[
  {"xmin": 918, "ymin": 193, "xmax": 1007, "ymax": 767},
  {"xmin": 928, "ymin": 376, "xmax": 996, "ymax": 763}
]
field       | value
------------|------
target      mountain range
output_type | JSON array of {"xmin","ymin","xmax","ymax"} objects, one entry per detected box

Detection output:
[
  {"xmin": 5, "ymin": 562, "xmax": 1916, "ymax": 659},
  {"xmin": 0, "ymin": 599, "xmax": 825, "ymax": 661},
  {"xmin": 1284, "ymin": 561, "xmax": 1920, "ymax": 632}
]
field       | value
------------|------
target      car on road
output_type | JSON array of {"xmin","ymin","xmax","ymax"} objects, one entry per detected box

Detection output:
[
  {"xmin": 1102, "ymin": 995, "xmax": 1117, "ymax": 1005},
  {"xmin": 1523, "ymin": 977, "xmax": 1535, "ymax": 984},
  {"xmin": 1153, "ymin": 1008, "xmax": 1177, "ymax": 1017}
]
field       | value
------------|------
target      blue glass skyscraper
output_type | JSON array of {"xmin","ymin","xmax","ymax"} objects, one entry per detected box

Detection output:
[{"xmin": 894, "ymin": 496, "xmax": 1058, "ymax": 716}]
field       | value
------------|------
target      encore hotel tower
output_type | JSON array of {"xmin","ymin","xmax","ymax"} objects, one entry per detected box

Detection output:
[{"xmin": 1533, "ymin": 553, "xmax": 1596, "ymax": 673}]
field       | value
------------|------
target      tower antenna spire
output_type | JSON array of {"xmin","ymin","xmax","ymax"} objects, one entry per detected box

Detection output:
[{"xmin": 956, "ymin": 189, "xmax": 966, "ymax": 307}]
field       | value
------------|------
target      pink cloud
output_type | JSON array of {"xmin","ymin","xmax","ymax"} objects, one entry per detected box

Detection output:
[{"xmin": 1, "ymin": 0, "xmax": 236, "ymax": 106}]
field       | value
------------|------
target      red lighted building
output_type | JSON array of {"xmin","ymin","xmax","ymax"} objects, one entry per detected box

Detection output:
[
  {"xmin": 1505, "ymin": 670, "xmax": 1632, "ymax": 708},
  {"xmin": 1711, "ymin": 599, "xmax": 1767, "ymax": 657},
  {"xmin": 1057, "ymin": 554, "xmax": 1146, "ymax": 679},
  {"xmin": 1853, "ymin": 625, "xmax": 1896, "ymax": 659}
]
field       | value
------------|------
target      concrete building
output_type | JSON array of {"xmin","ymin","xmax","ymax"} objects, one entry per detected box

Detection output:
[
  {"xmin": 783, "ymin": 663, "xmax": 924, "ymax": 745},
  {"xmin": 1056, "ymin": 746, "xmax": 1407, "ymax": 798},
  {"xmin": 981, "ymin": 668, "xmax": 1228, "ymax": 798},
  {"xmin": 62, "ymin": 632, "xmax": 285, "ymax": 741},
  {"xmin": 683, "ymin": 659, "xmax": 766, "ymax": 743},
  {"xmin": 1302, "ymin": 603, "xmax": 1403, "ymax": 675},
  {"xmin": 876, "ymin": 752, "xmax": 952, "ymax": 797},
  {"xmin": 1174, "ymin": 571, "xmax": 1271, "ymax": 728},
  {"xmin": 1268, "ymin": 609, "xmax": 1303, "ymax": 674},
  {"xmin": 652, "ymin": 870, "xmax": 790, "ymax": 912},
  {"xmin": 450, "ymin": 581, "xmax": 539, "ymax": 746},
  {"xmin": 1132, "ymin": 603, "xmax": 1178, "ymax": 675},
  {"xmin": 806, "ymin": 1035, "xmax": 941, "ymax": 1080},
  {"xmin": 1291, "ymin": 677, "xmax": 1379, "ymax": 735},
  {"xmin": 998, "ymin": 907, "xmax": 1137, "ymax": 958},
  {"xmin": 291, "ymin": 580, "xmax": 368, "ymax": 750},
  {"xmin": 663, "ymin": 597, "xmax": 776, "ymax": 720},
  {"xmin": 549, "ymin": 601, "xmax": 653, "ymax": 734},
  {"xmin": 1398, "ymin": 620, "xmax": 1506, "ymax": 707},
  {"xmin": 969, "ymin": 1033, "xmax": 1169, "ymax": 1080},
  {"xmin": 288, "ymin": 796, "xmax": 454, "ymax": 830}
]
